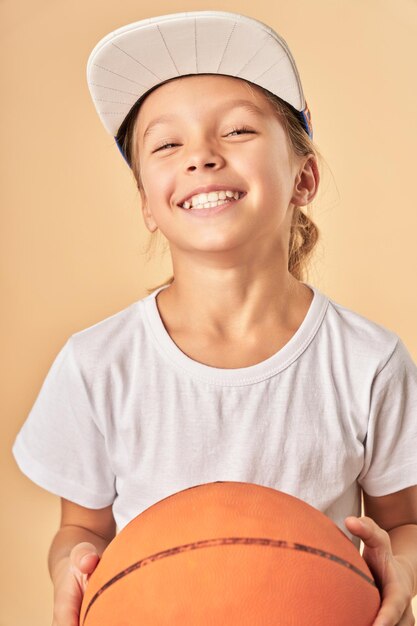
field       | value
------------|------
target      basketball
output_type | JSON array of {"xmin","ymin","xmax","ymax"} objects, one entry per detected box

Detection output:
[{"xmin": 79, "ymin": 481, "xmax": 381, "ymax": 625}]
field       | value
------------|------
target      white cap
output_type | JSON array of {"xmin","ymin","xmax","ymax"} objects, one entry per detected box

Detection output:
[{"xmin": 87, "ymin": 10, "xmax": 313, "ymax": 162}]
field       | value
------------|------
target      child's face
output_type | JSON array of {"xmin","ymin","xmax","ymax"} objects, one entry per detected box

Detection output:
[{"xmin": 134, "ymin": 74, "xmax": 304, "ymax": 257}]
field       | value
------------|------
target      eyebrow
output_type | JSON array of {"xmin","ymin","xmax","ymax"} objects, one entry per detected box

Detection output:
[{"xmin": 142, "ymin": 99, "xmax": 266, "ymax": 143}]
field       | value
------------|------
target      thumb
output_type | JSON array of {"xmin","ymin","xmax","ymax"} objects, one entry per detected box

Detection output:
[{"xmin": 70, "ymin": 542, "xmax": 100, "ymax": 575}]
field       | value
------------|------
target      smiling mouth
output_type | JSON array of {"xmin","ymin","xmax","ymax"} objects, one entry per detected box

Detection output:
[
  {"xmin": 179, "ymin": 191, "xmax": 246, "ymax": 210},
  {"xmin": 179, "ymin": 192, "xmax": 246, "ymax": 217},
  {"xmin": 178, "ymin": 190, "xmax": 245, "ymax": 210}
]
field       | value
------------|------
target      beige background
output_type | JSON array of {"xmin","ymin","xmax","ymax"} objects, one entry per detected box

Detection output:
[{"xmin": 2, "ymin": 0, "xmax": 416, "ymax": 624}]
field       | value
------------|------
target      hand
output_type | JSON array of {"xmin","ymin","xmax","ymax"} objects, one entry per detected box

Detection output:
[
  {"xmin": 52, "ymin": 542, "xmax": 100, "ymax": 626},
  {"xmin": 344, "ymin": 516, "xmax": 415, "ymax": 626}
]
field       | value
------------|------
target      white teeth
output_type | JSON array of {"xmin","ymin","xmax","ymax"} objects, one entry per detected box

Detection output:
[
  {"xmin": 190, "ymin": 199, "xmax": 235, "ymax": 210},
  {"xmin": 181, "ymin": 189, "xmax": 242, "ymax": 208}
]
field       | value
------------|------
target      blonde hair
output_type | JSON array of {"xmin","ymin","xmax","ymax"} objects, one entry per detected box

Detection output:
[{"xmin": 117, "ymin": 76, "xmax": 322, "ymax": 294}]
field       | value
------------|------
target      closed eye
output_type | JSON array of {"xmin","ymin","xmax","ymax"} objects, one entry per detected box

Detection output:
[
  {"xmin": 227, "ymin": 126, "xmax": 256, "ymax": 136},
  {"xmin": 153, "ymin": 127, "xmax": 256, "ymax": 152},
  {"xmin": 153, "ymin": 142, "xmax": 179, "ymax": 152}
]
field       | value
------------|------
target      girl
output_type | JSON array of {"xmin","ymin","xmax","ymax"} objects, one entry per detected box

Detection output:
[{"xmin": 12, "ymin": 10, "xmax": 417, "ymax": 626}]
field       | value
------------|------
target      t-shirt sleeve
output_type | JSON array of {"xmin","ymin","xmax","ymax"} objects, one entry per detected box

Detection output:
[
  {"xmin": 358, "ymin": 336, "xmax": 417, "ymax": 496},
  {"xmin": 12, "ymin": 337, "xmax": 116, "ymax": 508}
]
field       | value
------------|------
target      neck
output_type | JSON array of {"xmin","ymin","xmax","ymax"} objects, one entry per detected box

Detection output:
[{"xmin": 156, "ymin": 267, "xmax": 309, "ymax": 343}]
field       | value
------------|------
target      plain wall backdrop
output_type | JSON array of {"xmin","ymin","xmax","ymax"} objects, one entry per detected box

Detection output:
[{"xmin": 2, "ymin": 0, "xmax": 416, "ymax": 624}]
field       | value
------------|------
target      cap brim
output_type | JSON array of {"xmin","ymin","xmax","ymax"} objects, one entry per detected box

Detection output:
[{"xmin": 87, "ymin": 10, "xmax": 309, "ymax": 138}]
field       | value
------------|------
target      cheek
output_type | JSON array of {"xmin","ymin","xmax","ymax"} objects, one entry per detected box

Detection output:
[
  {"xmin": 140, "ymin": 163, "xmax": 180, "ymax": 223},
  {"xmin": 262, "ymin": 153, "xmax": 295, "ymax": 199},
  {"xmin": 257, "ymin": 168, "xmax": 292, "ymax": 206},
  {"xmin": 141, "ymin": 160, "xmax": 174, "ymax": 200},
  {"xmin": 241, "ymin": 140, "xmax": 292, "ymax": 187}
]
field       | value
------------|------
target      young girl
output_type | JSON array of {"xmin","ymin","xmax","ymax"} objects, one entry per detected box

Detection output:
[{"xmin": 12, "ymin": 10, "xmax": 417, "ymax": 626}]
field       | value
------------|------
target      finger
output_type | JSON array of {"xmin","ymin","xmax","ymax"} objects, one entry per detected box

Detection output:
[
  {"xmin": 79, "ymin": 552, "xmax": 100, "ymax": 574},
  {"xmin": 52, "ymin": 609, "xmax": 80, "ymax": 626},
  {"xmin": 372, "ymin": 581, "xmax": 411, "ymax": 626},
  {"xmin": 373, "ymin": 607, "xmax": 415, "ymax": 626},
  {"xmin": 344, "ymin": 516, "xmax": 390, "ymax": 549},
  {"xmin": 52, "ymin": 589, "xmax": 82, "ymax": 626},
  {"xmin": 70, "ymin": 542, "xmax": 100, "ymax": 574},
  {"xmin": 52, "ymin": 608, "xmax": 80, "ymax": 626},
  {"xmin": 397, "ymin": 604, "xmax": 416, "ymax": 625}
]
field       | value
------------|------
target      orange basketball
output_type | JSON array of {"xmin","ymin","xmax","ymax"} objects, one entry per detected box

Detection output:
[{"xmin": 79, "ymin": 482, "xmax": 380, "ymax": 625}]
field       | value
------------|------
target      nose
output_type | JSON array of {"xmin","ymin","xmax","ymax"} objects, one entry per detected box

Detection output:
[{"xmin": 184, "ymin": 142, "xmax": 226, "ymax": 172}]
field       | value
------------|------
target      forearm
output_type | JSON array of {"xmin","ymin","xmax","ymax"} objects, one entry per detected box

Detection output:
[
  {"xmin": 48, "ymin": 525, "xmax": 112, "ymax": 584},
  {"xmin": 388, "ymin": 523, "xmax": 417, "ymax": 597}
]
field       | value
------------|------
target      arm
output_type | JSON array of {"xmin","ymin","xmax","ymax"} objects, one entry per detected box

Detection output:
[
  {"xmin": 345, "ymin": 485, "xmax": 417, "ymax": 626},
  {"xmin": 364, "ymin": 486, "xmax": 417, "ymax": 597},
  {"xmin": 49, "ymin": 498, "xmax": 116, "ymax": 582},
  {"xmin": 50, "ymin": 499, "xmax": 116, "ymax": 626}
]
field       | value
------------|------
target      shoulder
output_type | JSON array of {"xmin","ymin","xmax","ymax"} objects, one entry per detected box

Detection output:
[
  {"xmin": 326, "ymin": 294, "xmax": 398, "ymax": 346},
  {"xmin": 319, "ymin": 290, "xmax": 402, "ymax": 374},
  {"xmin": 66, "ymin": 293, "xmax": 152, "ymax": 378}
]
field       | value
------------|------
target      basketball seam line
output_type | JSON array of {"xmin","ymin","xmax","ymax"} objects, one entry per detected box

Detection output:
[{"xmin": 82, "ymin": 536, "xmax": 377, "ymax": 624}]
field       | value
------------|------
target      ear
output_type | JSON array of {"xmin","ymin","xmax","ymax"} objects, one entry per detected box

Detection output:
[
  {"xmin": 139, "ymin": 190, "xmax": 158, "ymax": 234},
  {"xmin": 291, "ymin": 155, "xmax": 320, "ymax": 207}
]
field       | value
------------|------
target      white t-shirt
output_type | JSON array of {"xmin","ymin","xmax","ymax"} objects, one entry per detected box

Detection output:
[{"xmin": 12, "ymin": 283, "xmax": 417, "ymax": 549}]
